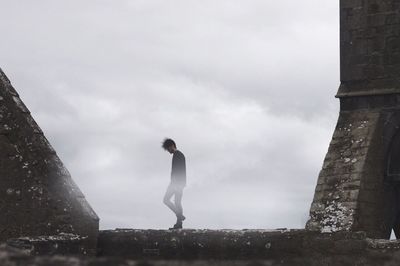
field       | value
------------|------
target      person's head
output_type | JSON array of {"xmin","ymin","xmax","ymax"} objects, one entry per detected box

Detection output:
[{"xmin": 162, "ymin": 138, "xmax": 176, "ymax": 154}]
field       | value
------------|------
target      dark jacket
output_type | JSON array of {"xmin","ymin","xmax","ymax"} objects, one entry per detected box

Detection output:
[{"xmin": 171, "ymin": 150, "xmax": 186, "ymax": 186}]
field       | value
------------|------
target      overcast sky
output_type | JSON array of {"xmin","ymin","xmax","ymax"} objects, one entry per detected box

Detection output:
[{"xmin": 0, "ymin": 0, "xmax": 339, "ymax": 230}]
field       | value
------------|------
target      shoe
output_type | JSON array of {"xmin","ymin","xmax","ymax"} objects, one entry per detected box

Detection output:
[{"xmin": 169, "ymin": 222, "xmax": 182, "ymax": 230}]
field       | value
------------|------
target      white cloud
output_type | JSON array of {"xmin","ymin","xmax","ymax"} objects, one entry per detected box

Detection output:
[{"xmin": 0, "ymin": 0, "xmax": 339, "ymax": 229}]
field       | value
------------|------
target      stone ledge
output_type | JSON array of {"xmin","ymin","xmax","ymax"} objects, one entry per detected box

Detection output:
[
  {"xmin": 96, "ymin": 229, "xmax": 398, "ymax": 260},
  {"xmin": 97, "ymin": 228, "xmax": 307, "ymax": 259},
  {"xmin": 1, "ymin": 230, "xmax": 400, "ymax": 265}
]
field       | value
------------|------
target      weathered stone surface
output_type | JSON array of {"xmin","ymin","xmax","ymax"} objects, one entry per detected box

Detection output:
[
  {"xmin": 1, "ymin": 230, "xmax": 400, "ymax": 265},
  {"xmin": 307, "ymin": 111, "xmax": 383, "ymax": 235},
  {"xmin": 6, "ymin": 233, "xmax": 89, "ymax": 256},
  {"xmin": 338, "ymin": 0, "xmax": 400, "ymax": 97},
  {"xmin": 96, "ymin": 229, "xmax": 400, "ymax": 260},
  {"xmin": 97, "ymin": 229, "xmax": 307, "ymax": 260},
  {"xmin": 0, "ymin": 68, "xmax": 99, "ymax": 254},
  {"xmin": 307, "ymin": 0, "xmax": 400, "ymax": 238}
]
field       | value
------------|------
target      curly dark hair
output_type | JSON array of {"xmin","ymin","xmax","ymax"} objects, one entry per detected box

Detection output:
[{"xmin": 162, "ymin": 138, "xmax": 176, "ymax": 150}]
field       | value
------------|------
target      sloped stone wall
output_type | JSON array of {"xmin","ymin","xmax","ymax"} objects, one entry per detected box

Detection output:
[
  {"xmin": 0, "ymin": 68, "xmax": 99, "ymax": 254},
  {"xmin": 306, "ymin": 110, "xmax": 386, "ymax": 236}
]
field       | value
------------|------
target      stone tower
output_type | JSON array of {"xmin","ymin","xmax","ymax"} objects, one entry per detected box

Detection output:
[
  {"xmin": 0, "ymin": 69, "xmax": 99, "ymax": 252},
  {"xmin": 307, "ymin": 0, "xmax": 400, "ymax": 238}
]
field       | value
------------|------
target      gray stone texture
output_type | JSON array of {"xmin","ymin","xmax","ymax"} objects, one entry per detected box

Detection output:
[
  {"xmin": 6, "ymin": 233, "xmax": 90, "ymax": 256},
  {"xmin": 2, "ymin": 230, "xmax": 400, "ymax": 265},
  {"xmin": 307, "ymin": 0, "xmax": 400, "ymax": 238},
  {"xmin": 338, "ymin": 0, "xmax": 400, "ymax": 97},
  {"xmin": 97, "ymin": 229, "xmax": 372, "ymax": 260},
  {"xmin": 0, "ymin": 68, "xmax": 99, "ymax": 254}
]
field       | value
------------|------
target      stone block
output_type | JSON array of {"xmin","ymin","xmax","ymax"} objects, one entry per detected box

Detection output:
[
  {"xmin": 342, "ymin": 180, "xmax": 362, "ymax": 190},
  {"xmin": 340, "ymin": 189, "xmax": 360, "ymax": 201},
  {"xmin": 334, "ymin": 239, "xmax": 367, "ymax": 254},
  {"xmin": 341, "ymin": 0, "xmax": 363, "ymax": 9}
]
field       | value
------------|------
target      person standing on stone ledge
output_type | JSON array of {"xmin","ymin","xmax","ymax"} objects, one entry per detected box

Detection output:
[{"xmin": 162, "ymin": 138, "xmax": 186, "ymax": 229}]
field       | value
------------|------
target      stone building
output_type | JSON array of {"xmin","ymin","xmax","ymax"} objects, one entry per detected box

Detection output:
[{"xmin": 307, "ymin": 0, "xmax": 400, "ymax": 239}]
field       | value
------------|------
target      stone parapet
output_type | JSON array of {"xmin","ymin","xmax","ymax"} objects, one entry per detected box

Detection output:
[
  {"xmin": 0, "ymin": 230, "xmax": 400, "ymax": 265},
  {"xmin": 97, "ymin": 229, "xmax": 393, "ymax": 260}
]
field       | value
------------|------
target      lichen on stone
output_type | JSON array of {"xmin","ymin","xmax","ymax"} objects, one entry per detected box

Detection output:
[{"xmin": 319, "ymin": 201, "xmax": 354, "ymax": 233}]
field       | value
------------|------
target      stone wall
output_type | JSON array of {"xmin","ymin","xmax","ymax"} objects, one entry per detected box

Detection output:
[
  {"xmin": 307, "ymin": 0, "xmax": 400, "ymax": 237},
  {"xmin": 0, "ymin": 68, "xmax": 99, "ymax": 254},
  {"xmin": 3, "ymin": 230, "xmax": 400, "ymax": 265},
  {"xmin": 96, "ymin": 229, "xmax": 399, "ymax": 261},
  {"xmin": 338, "ymin": 0, "xmax": 400, "ymax": 97},
  {"xmin": 306, "ymin": 110, "xmax": 386, "ymax": 236}
]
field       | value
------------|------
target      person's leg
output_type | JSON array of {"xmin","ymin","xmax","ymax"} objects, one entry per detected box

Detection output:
[
  {"xmin": 174, "ymin": 187, "xmax": 184, "ymax": 221},
  {"xmin": 163, "ymin": 184, "xmax": 178, "ymax": 216}
]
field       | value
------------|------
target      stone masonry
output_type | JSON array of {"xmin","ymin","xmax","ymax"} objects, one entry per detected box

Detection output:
[
  {"xmin": 4, "ymin": 229, "xmax": 400, "ymax": 265},
  {"xmin": 0, "ymin": 68, "xmax": 99, "ymax": 254},
  {"xmin": 307, "ymin": 0, "xmax": 400, "ymax": 238}
]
